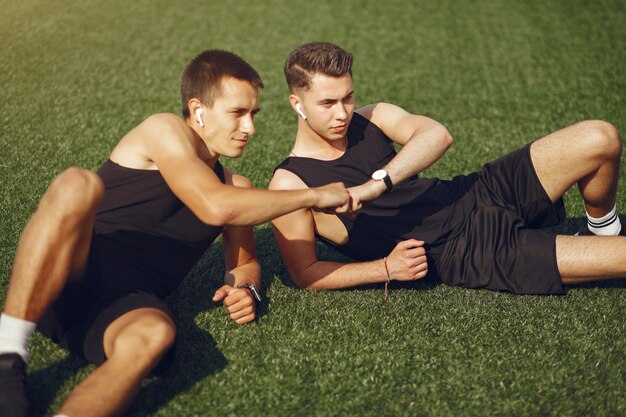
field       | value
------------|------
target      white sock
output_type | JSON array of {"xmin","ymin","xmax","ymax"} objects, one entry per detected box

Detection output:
[
  {"xmin": 0, "ymin": 313, "xmax": 36, "ymax": 363},
  {"xmin": 587, "ymin": 206, "xmax": 622, "ymax": 236}
]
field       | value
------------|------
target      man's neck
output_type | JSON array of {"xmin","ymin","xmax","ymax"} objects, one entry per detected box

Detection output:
[
  {"xmin": 187, "ymin": 119, "xmax": 220, "ymax": 169},
  {"xmin": 291, "ymin": 121, "xmax": 348, "ymax": 161}
]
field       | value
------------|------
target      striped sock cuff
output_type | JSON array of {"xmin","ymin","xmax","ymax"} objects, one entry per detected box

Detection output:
[
  {"xmin": 587, "ymin": 210, "xmax": 618, "ymax": 228},
  {"xmin": 587, "ymin": 206, "xmax": 621, "ymax": 236}
]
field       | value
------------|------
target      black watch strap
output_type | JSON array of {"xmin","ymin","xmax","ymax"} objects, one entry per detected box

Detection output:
[{"xmin": 382, "ymin": 174, "xmax": 393, "ymax": 193}]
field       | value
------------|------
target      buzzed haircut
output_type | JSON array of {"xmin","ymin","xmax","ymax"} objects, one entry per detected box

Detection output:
[
  {"xmin": 180, "ymin": 50, "xmax": 263, "ymax": 119},
  {"xmin": 284, "ymin": 42, "xmax": 353, "ymax": 92}
]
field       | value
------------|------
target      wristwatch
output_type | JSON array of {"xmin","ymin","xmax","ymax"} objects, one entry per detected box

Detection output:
[
  {"xmin": 237, "ymin": 283, "xmax": 262, "ymax": 303},
  {"xmin": 371, "ymin": 169, "xmax": 393, "ymax": 193}
]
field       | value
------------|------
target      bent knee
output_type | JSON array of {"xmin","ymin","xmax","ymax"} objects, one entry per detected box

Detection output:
[
  {"xmin": 42, "ymin": 168, "xmax": 104, "ymax": 214},
  {"xmin": 578, "ymin": 120, "xmax": 622, "ymax": 159},
  {"xmin": 53, "ymin": 167, "xmax": 104, "ymax": 199},
  {"xmin": 109, "ymin": 315, "xmax": 177, "ymax": 367}
]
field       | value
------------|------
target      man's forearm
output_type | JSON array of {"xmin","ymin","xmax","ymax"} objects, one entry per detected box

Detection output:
[
  {"xmin": 297, "ymin": 259, "xmax": 387, "ymax": 290},
  {"xmin": 225, "ymin": 260, "xmax": 262, "ymax": 288},
  {"xmin": 200, "ymin": 187, "xmax": 319, "ymax": 227},
  {"xmin": 384, "ymin": 124, "xmax": 452, "ymax": 186}
]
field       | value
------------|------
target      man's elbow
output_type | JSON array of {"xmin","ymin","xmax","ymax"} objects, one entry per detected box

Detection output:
[
  {"xmin": 290, "ymin": 273, "xmax": 313, "ymax": 289},
  {"xmin": 290, "ymin": 269, "xmax": 323, "ymax": 290},
  {"xmin": 437, "ymin": 126, "xmax": 453, "ymax": 149},
  {"xmin": 197, "ymin": 204, "xmax": 232, "ymax": 227}
]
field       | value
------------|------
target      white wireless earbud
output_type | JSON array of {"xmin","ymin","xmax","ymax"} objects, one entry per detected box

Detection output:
[
  {"xmin": 195, "ymin": 108, "xmax": 204, "ymax": 127},
  {"xmin": 295, "ymin": 104, "xmax": 307, "ymax": 120}
]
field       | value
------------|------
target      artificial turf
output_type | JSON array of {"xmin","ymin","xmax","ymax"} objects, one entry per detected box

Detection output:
[{"xmin": 0, "ymin": 0, "xmax": 624, "ymax": 415}]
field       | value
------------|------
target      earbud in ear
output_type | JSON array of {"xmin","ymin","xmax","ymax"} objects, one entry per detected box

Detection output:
[
  {"xmin": 295, "ymin": 104, "xmax": 307, "ymax": 120},
  {"xmin": 195, "ymin": 108, "xmax": 204, "ymax": 127}
]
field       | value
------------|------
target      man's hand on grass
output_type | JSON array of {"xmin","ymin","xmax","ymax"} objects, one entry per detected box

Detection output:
[{"xmin": 212, "ymin": 285, "xmax": 256, "ymax": 324}]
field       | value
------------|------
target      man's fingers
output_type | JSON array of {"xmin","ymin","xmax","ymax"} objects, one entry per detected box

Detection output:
[
  {"xmin": 334, "ymin": 202, "xmax": 349, "ymax": 214},
  {"xmin": 397, "ymin": 239, "xmax": 425, "ymax": 249},
  {"xmin": 229, "ymin": 304, "xmax": 255, "ymax": 321},
  {"xmin": 413, "ymin": 258, "xmax": 428, "ymax": 273},
  {"xmin": 402, "ymin": 247, "xmax": 427, "ymax": 259},
  {"xmin": 347, "ymin": 192, "xmax": 362, "ymax": 213},
  {"xmin": 226, "ymin": 297, "xmax": 254, "ymax": 314},
  {"xmin": 212, "ymin": 285, "xmax": 234, "ymax": 302},
  {"xmin": 235, "ymin": 313, "xmax": 256, "ymax": 325},
  {"xmin": 406, "ymin": 254, "xmax": 428, "ymax": 268},
  {"xmin": 225, "ymin": 289, "xmax": 253, "ymax": 309}
]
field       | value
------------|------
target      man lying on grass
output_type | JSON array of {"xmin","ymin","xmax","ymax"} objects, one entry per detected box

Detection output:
[
  {"xmin": 270, "ymin": 41, "xmax": 626, "ymax": 297},
  {"xmin": 0, "ymin": 50, "xmax": 351, "ymax": 417}
]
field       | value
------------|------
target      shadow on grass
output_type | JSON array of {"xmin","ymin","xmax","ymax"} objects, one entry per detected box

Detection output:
[
  {"xmin": 25, "ymin": 217, "xmax": 626, "ymax": 414},
  {"xmin": 126, "ymin": 244, "xmax": 229, "ymax": 416},
  {"xmin": 27, "ymin": 243, "xmax": 230, "ymax": 417},
  {"xmin": 27, "ymin": 355, "xmax": 88, "ymax": 417}
]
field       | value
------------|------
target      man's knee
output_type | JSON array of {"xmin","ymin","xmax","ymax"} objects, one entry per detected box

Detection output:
[
  {"xmin": 41, "ymin": 168, "xmax": 104, "ymax": 217},
  {"xmin": 578, "ymin": 120, "xmax": 622, "ymax": 160},
  {"xmin": 107, "ymin": 313, "xmax": 177, "ymax": 370}
]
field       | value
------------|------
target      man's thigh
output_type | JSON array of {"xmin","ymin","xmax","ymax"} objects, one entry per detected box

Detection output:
[
  {"xmin": 39, "ymin": 288, "xmax": 175, "ymax": 372},
  {"xmin": 556, "ymin": 234, "xmax": 626, "ymax": 281},
  {"xmin": 530, "ymin": 120, "xmax": 620, "ymax": 202},
  {"xmin": 438, "ymin": 207, "xmax": 566, "ymax": 295},
  {"xmin": 38, "ymin": 237, "xmax": 177, "ymax": 373},
  {"xmin": 476, "ymin": 143, "xmax": 565, "ymax": 228}
]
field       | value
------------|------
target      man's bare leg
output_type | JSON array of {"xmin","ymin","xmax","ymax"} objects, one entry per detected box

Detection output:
[
  {"xmin": 556, "ymin": 235, "xmax": 626, "ymax": 283},
  {"xmin": 0, "ymin": 168, "xmax": 103, "ymax": 417},
  {"xmin": 57, "ymin": 308, "xmax": 176, "ymax": 417},
  {"xmin": 530, "ymin": 120, "xmax": 621, "ymax": 217},
  {"xmin": 3, "ymin": 167, "xmax": 104, "ymax": 321}
]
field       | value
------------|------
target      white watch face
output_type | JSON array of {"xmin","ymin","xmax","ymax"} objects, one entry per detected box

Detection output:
[{"xmin": 372, "ymin": 169, "xmax": 387, "ymax": 180}]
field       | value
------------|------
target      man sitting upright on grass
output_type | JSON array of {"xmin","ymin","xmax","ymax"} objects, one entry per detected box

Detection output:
[
  {"xmin": 270, "ymin": 41, "xmax": 625, "ymax": 296},
  {"xmin": 0, "ymin": 49, "xmax": 351, "ymax": 417}
]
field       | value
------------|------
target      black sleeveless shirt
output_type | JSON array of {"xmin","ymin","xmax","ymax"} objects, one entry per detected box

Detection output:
[
  {"xmin": 93, "ymin": 160, "xmax": 225, "ymax": 295},
  {"xmin": 275, "ymin": 113, "xmax": 478, "ymax": 261}
]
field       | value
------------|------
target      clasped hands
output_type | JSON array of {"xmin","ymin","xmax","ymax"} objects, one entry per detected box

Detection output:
[{"xmin": 316, "ymin": 178, "xmax": 387, "ymax": 215}]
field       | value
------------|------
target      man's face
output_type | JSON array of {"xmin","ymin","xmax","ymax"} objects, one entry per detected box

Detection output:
[
  {"xmin": 298, "ymin": 73, "xmax": 354, "ymax": 142},
  {"xmin": 200, "ymin": 77, "xmax": 260, "ymax": 159}
]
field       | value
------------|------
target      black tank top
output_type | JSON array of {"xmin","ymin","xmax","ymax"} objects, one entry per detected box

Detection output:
[
  {"xmin": 275, "ymin": 113, "xmax": 478, "ymax": 261},
  {"xmin": 93, "ymin": 159, "xmax": 225, "ymax": 294}
]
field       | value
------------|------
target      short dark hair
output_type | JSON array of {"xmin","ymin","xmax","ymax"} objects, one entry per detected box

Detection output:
[
  {"xmin": 284, "ymin": 42, "xmax": 353, "ymax": 92},
  {"xmin": 180, "ymin": 50, "xmax": 263, "ymax": 119}
]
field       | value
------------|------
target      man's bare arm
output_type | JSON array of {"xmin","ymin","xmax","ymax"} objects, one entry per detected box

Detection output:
[
  {"xmin": 350, "ymin": 103, "xmax": 453, "ymax": 205},
  {"xmin": 270, "ymin": 170, "xmax": 427, "ymax": 290},
  {"xmin": 132, "ymin": 114, "xmax": 350, "ymax": 226},
  {"xmin": 212, "ymin": 172, "xmax": 262, "ymax": 324}
]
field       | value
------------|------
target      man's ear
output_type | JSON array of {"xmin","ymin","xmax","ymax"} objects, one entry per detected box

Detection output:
[
  {"xmin": 289, "ymin": 94, "xmax": 306, "ymax": 120},
  {"xmin": 189, "ymin": 98, "xmax": 205, "ymax": 127},
  {"xmin": 188, "ymin": 98, "xmax": 203, "ymax": 118},
  {"xmin": 289, "ymin": 94, "xmax": 301, "ymax": 112}
]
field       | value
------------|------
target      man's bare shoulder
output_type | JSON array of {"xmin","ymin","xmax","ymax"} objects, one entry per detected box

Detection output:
[
  {"xmin": 111, "ymin": 113, "xmax": 196, "ymax": 168},
  {"xmin": 269, "ymin": 167, "xmax": 308, "ymax": 191},
  {"xmin": 138, "ymin": 113, "xmax": 191, "ymax": 138},
  {"xmin": 356, "ymin": 103, "xmax": 407, "ymax": 125}
]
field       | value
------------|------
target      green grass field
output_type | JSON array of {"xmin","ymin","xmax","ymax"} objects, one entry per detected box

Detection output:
[{"xmin": 1, "ymin": 0, "xmax": 625, "ymax": 415}]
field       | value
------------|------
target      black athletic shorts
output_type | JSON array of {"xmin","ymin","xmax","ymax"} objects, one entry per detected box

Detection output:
[
  {"xmin": 37, "ymin": 235, "xmax": 176, "ymax": 374},
  {"xmin": 436, "ymin": 143, "xmax": 567, "ymax": 295}
]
